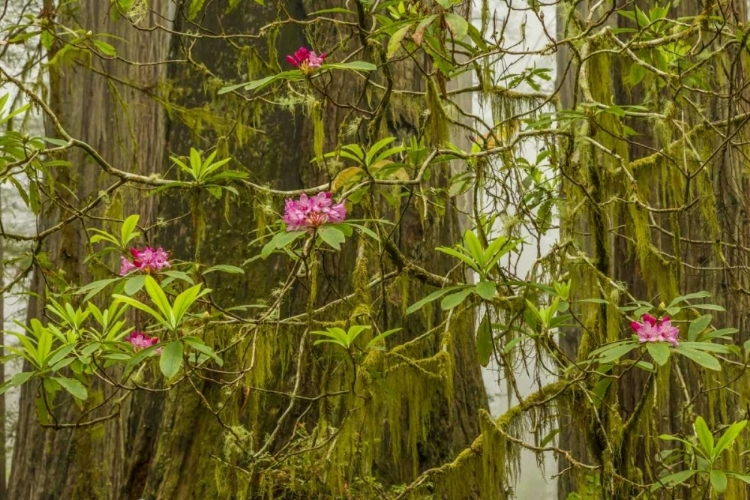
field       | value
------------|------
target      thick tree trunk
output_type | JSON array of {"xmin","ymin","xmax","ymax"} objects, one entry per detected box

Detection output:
[
  {"xmin": 9, "ymin": 2, "xmax": 172, "ymax": 498},
  {"xmin": 557, "ymin": 0, "xmax": 750, "ymax": 497},
  {"xmin": 9, "ymin": 1, "xmax": 487, "ymax": 498}
]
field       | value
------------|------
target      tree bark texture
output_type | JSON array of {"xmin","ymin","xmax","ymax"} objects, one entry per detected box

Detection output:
[
  {"xmin": 9, "ymin": 1, "xmax": 487, "ymax": 498},
  {"xmin": 557, "ymin": 1, "xmax": 750, "ymax": 497}
]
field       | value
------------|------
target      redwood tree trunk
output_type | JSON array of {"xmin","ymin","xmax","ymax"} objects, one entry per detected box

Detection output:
[
  {"xmin": 557, "ymin": 1, "xmax": 750, "ymax": 497},
  {"xmin": 9, "ymin": 1, "xmax": 487, "ymax": 498}
]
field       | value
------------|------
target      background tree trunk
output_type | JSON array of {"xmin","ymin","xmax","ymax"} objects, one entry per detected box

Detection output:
[
  {"xmin": 9, "ymin": 1, "xmax": 487, "ymax": 498},
  {"xmin": 557, "ymin": 1, "xmax": 750, "ymax": 497}
]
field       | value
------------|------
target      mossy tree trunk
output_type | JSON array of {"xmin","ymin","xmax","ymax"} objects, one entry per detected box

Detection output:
[
  {"xmin": 557, "ymin": 0, "xmax": 750, "ymax": 497},
  {"xmin": 8, "ymin": 1, "xmax": 487, "ymax": 498}
]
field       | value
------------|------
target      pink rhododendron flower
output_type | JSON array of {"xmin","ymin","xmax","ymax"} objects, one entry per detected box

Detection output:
[
  {"xmin": 125, "ymin": 331, "xmax": 160, "ymax": 352},
  {"xmin": 119, "ymin": 246, "xmax": 171, "ymax": 275},
  {"xmin": 120, "ymin": 257, "xmax": 137, "ymax": 276},
  {"xmin": 283, "ymin": 192, "xmax": 346, "ymax": 231},
  {"xmin": 286, "ymin": 47, "xmax": 326, "ymax": 73},
  {"xmin": 630, "ymin": 313, "xmax": 679, "ymax": 347}
]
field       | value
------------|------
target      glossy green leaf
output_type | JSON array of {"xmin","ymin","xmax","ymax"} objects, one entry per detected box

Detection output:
[
  {"xmin": 124, "ymin": 275, "xmax": 146, "ymax": 296},
  {"xmin": 160, "ymin": 341, "xmax": 183, "ymax": 380},
  {"xmin": 318, "ymin": 226, "xmax": 346, "ymax": 250},
  {"xmin": 324, "ymin": 61, "xmax": 377, "ymax": 71},
  {"xmin": 406, "ymin": 287, "xmax": 460, "ymax": 315},
  {"xmin": 688, "ymin": 315, "xmax": 712, "ymax": 341},
  {"xmin": 675, "ymin": 345, "xmax": 721, "ymax": 371},
  {"xmin": 694, "ymin": 416, "xmax": 714, "ymax": 457},
  {"xmin": 646, "ymin": 342, "xmax": 670, "ymax": 366},
  {"xmin": 53, "ymin": 376, "xmax": 87, "ymax": 401},
  {"xmin": 710, "ymin": 470, "xmax": 727, "ymax": 493},
  {"xmin": 476, "ymin": 312, "xmax": 493, "ymax": 366},
  {"xmin": 475, "ymin": 281, "xmax": 496, "ymax": 300},
  {"xmin": 202, "ymin": 265, "xmax": 244, "ymax": 275},
  {"xmin": 440, "ymin": 288, "xmax": 473, "ymax": 310},
  {"xmin": 713, "ymin": 420, "xmax": 746, "ymax": 460}
]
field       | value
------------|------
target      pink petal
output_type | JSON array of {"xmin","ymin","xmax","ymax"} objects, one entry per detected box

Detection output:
[
  {"xmin": 286, "ymin": 55, "xmax": 300, "ymax": 67},
  {"xmin": 642, "ymin": 313, "xmax": 657, "ymax": 326}
]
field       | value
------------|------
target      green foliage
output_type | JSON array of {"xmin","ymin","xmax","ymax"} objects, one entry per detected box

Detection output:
[{"xmin": 3, "ymin": 0, "xmax": 750, "ymax": 498}]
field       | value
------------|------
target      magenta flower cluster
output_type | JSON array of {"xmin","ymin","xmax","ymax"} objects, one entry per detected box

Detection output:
[
  {"xmin": 630, "ymin": 313, "xmax": 680, "ymax": 347},
  {"xmin": 283, "ymin": 192, "xmax": 346, "ymax": 231},
  {"xmin": 125, "ymin": 331, "xmax": 160, "ymax": 352},
  {"xmin": 120, "ymin": 247, "xmax": 170, "ymax": 276},
  {"xmin": 286, "ymin": 47, "xmax": 326, "ymax": 72}
]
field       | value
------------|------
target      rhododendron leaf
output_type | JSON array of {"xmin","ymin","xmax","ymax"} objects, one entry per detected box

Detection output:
[
  {"xmin": 90, "ymin": 229, "xmax": 120, "ymax": 246},
  {"xmin": 580, "ymin": 298, "xmax": 610, "ymax": 305},
  {"xmin": 406, "ymin": 287, "xmax": 461, "ymax": 315},
  {"xmin": 188, "ymin": 0, "xmax": 205, "ymax": 20},
  {"xmin": 436, "ymin": 246, "xmax": 479, "ymax": 272},
  {"xmin": 120, "ymin": 214, "xmax": 140, "ymax": 246},
  {"xmin": 318, "ymin": 226, "xmax": 346, "ymax": 250},
  {"xmin": 348, "ymin": 325, "xmax": 370, "ymax": 340},
  {"xmin": 203, "ymin": 265, "xmax": 244, "ymax": 275},
  {"xmin": 124, "ymin": 343, "xmax": 162, "ymax": 372},
  {"xmin": 366, "ymin": 328, "xmax": 402, "ymax": 350},
  {"xmin": 475, "ymin": 281, "xmax": 496, "ymax": 300},
  {"xmin": 113, "ymin": 294, "xmax": 170, "ymax": 331},
  {"xmin": 307, "ymin": 7, "xmax": 356, "ymax": 15},
  {"xmin": 463, "ymin": 230, "xmax": 484, "ymax": 264},
  {"xmin": 312, "ymin": 328, "xmax": 350, "ymax": 348},
  {"xmin": 476, "ymin": 312, "xmax": 493, "ymax": 366},
  {"xmin": 162, "ymin": 270, "xmax": 195, "ymax": 284},
  {"xmin": 646, "ymin": 342, "xmax": 670, "ymax": 366},
  {"xmin": 262, "ymin": 231, "xmax": 305, "ymax": 258},
  {"xmin": 675, "ymin": 345, "xmax": 721, "ymax": 371},
  {"xmin": 172, "ymin": 284, "xmax": 210, "ymax": 327},
  {"xmin": 324, "ymin": 61, "xmax": 377, "ymax": 71},
  {"xmin": 327, "ymin": 223, "xmax": 353, "ymax": 237},
  {"xmin": 444, "ymin": 13, "xmax": 468, "ymax": 40},
  {"xmin": 679, "ymin": 342, "xmax": 731, "ymax": 354},
  {"xmin": 387, "ymin": 24, "xmax": 412, "ymax": 59},
  {"xmin": 124, "ymin": 275, "xmax": 146, "ymax": 296},
  {"xmin": 595, "ymin": 343, "xmax": 638, "ymax": 364},
  {"xmin": 688, "ymin": 315, "xmax": 712, "ymax": 341},
  {"xmin": 694, "ymin": 416, "xmax": 714, "ymax": 456},
  {"xmin": 47, "ymin": 345, "xmax": 76, "ymax": 370},
  {"xmin": 699, "ymin": 328, "xmax": 737, "ymax": 341},
  {"xmin": 0, "ymin": 371, "xmax": 34, "ymax": 395},
  {"xmin": 76, "ymin": 278, "xmax": 119, "ymax": 302},
  {"xmin": 651, "ymin": 470, "xmax": 698, "ymax": 491},
  {"xmin": 365, "ymin": 137, "xmax": 396, "ymax": 166},
  {"xmin": 441, "ymin": 288, "xmax": 473, "ymax": 310},
  {"xmin": 160, "ymin": 341, "xmax": 183, "ymax": 380},
  {"xmin": 332, "ymin": 167, "xmax": 364, "ymax": 192},
  {"xmin": 183, "ymin": 336, "xmax": 223, "ymax": 366},
  {"xmin": 726, "ymin": 472, "xmax": 750, "ymax": 485},
  {"xmin": 348, "ymin": 223, "xmax": 379, "ymax": 241},
  {"xmin": 144, "ymin": 277, "xmax": 175, "ymax": 328},
  {"xmin": 216, "ymin": 82, "xmax": 247, "ymax": 94},
  {"xmin": 53, "ymin": 376, "xmax": 87, "ymax": 401},
  {"xmin": 710, "ymin": 470, "xmax": 728, "ymax": 493},
  {"xmin": 668, "ymin": 291, "xmax": 712, "ymax": 307},
  {"xmin": 692, "ymin": 304, "xmax": 725, "ymax": 311},
  {"xmin": 413, "ymin": 14, "xmax": 439, "ymax": 45},
  {"xmin": 713, "ymin": 420, "xmax": 747, "ymax": 460}
]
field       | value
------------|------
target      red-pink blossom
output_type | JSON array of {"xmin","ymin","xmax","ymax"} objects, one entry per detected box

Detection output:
[
  {"xmin": 286, "ymin": 47, "xmax": 326, "ymax": 72},
  {"xmin": 125, "ymin": 331, "xmax": 161, "ymax": 352},
  {"xmin": 283, "ymin": 192, "xmax": 346, "ymax": 231},
  {"xmin": 630, "ymin": 313, "xmax": 679, "ymax": 347},
  {"xmin": 120, "ymin": 246, "xmax": 171, "ymax": 276}
]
